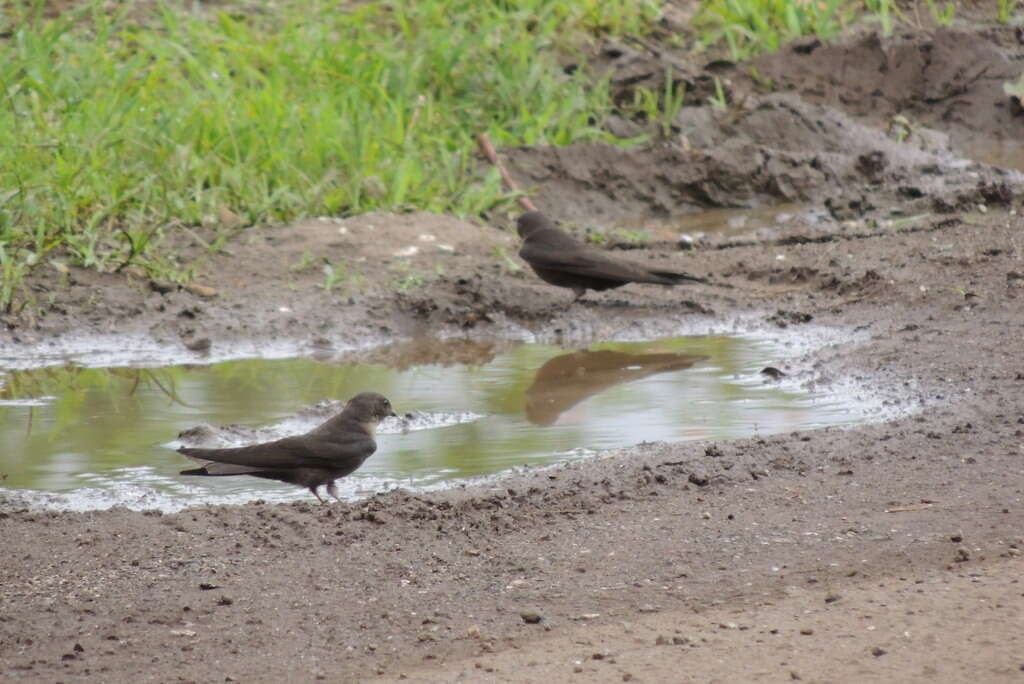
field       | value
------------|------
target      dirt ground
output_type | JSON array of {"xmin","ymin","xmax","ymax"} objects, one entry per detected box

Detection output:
[{"xmin": 2, "ymin": 23, "xmax": 1024, "ymax": 683}]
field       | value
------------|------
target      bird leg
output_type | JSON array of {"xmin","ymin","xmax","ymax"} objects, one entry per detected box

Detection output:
[
  {"xmin": 563, "ymin": 288, "xmax": 587, "ymax": 309},
  {"xmin": 309, "ymin": 486, "xmax": 327, "ymax": 504},
  {"xmin": 326, "ymin": 481, "xmax": 342, "ymax": 504}
]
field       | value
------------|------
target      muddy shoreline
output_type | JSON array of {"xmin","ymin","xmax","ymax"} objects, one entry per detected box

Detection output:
[{"xmin": 4, "ymin": 24, "xmax": 1024, "ymax": 683}]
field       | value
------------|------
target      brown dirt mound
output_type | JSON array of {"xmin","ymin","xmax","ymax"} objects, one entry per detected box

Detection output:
[{"xmin": 503, "ymin": 28, "xmax": 1024, "ymax": 224}]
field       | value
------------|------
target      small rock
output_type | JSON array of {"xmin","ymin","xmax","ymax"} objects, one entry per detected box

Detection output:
[
  {"xmin": 825, "ymin": 594, "xmax": 841, "ymax": 604},
  {"xmin": 950, "ymin": 534, "xmax": 963, "ymax": 543},
  {"xmin": 800, "ymin": 628, "xmax": 814, "ymax": 635},
  {"xmin": 655, "ymin": 635, "xmax": 671, "ymax": 646},
  {"xmin": 218, "ymin": 207, "xmax": 244, "ymax": 229},
  {"xmin": 638, "ymin": 604, "xmax": 658, "ymax": 613},
  {"xmin": 689, "ymin": 472, "xmax": 709, "ymax": 487},
  {"xmin": 184, "ymin": 282, "xmax": 218, "ymax": 298},
  {"xmin": 467, "ymin": 625, "xmax": 481, "ymax": 639},
  {"xmin": 520, "ymin": 610, "xmax": 542, "ymax": 624},
  {"xmin": 185, "ymin": 337, "xmax": 212, "ymax": 352},
  {"xmin": 149, "ymin": 279, "xmax": 175, "ymax": 295},
  {"xmin": 954, "ymin": 548, "xmax": 970, "ymax": 562},
  {"xmin": 872, "ymin": 647, "xmax": 887, "ymax": 657},
  {"xmin": 704, "ymin": 444, "xmax": 723, "ymax": 458}
]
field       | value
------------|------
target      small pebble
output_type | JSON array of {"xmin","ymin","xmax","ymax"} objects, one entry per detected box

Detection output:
[{"xmin": 520, "ymin": 610, "xmax": 542, "ymax": 624}]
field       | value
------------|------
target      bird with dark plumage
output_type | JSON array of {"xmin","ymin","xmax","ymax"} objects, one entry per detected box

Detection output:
[
  {"xmin": 516, "ymin": 211, "xmax": 708, "ymax": 301},
  {"xmin": 178, "ymin": 392, "xmax": 397, "ymax": 503}
]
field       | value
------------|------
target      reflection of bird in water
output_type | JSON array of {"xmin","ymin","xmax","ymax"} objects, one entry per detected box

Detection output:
[{"xmin": 524, "ymin": 349, "xmax": 706, "ymax": 426}]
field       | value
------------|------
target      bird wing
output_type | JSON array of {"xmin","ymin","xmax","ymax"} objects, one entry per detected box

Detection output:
[
  {"xmin": 521, "ymin": 231, "xmax": 706, "ymax": 285},
  {"xmin": 520, "ymin": 238, "xmax": 649, "ymax": 282},
  {"xmin": 179, "ymin": 433, "xmax": 376, "ymax": 470}
]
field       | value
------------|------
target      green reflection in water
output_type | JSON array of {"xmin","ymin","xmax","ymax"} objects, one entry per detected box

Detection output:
[{"xmin": 0, "ymin": 335, "xmax": 863, "ymax": 496}]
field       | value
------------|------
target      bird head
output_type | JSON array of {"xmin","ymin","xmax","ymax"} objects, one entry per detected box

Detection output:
[
  {"xmin": 516, "ymin": 211, "xmax": 552, "ymax": 239},
  {"xmin": 345, "ymin": 392, "xmax": 398, "ymax": 423}
]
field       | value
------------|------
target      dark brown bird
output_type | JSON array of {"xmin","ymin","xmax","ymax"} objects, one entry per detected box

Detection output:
[
  {"xmin": 516, "ymin": 211, "xmax": 708, "ymax": 301},
  {"xmin": 178, "ymin": 392, "xmax": 397, "ymax": 503}
]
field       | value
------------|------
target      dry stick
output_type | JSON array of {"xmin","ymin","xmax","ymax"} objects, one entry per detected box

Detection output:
[{"xmin": 476, "ymin": 133, "xmax": 537, "ymax": 212}]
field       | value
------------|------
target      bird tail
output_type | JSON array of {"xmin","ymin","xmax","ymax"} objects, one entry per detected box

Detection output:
[
  {"xmin": 650, "ymin": 270, "xmax": 710, "ymax": 285},
  {"xmin": 178, "ymin": 448, "xmax": 270, "ymax": 476},
  {"xmin": 179, "ymin": 462, "xmax": 269, "ymax": 476}
]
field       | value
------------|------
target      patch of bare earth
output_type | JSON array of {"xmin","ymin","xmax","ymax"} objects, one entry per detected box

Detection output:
[{"xmin": 3, "ymin": 24, "xmax": 1024, "ymax": 684}]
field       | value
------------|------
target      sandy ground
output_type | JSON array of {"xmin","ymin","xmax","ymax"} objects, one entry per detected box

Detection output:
[{"xmin": 2, "ymin": 22, "xmax": 1024, "ymax": 684}]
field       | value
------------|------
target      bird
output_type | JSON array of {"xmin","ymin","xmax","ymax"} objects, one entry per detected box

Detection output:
[
  {"xmin": 516, "ymin": 211, "xmax": 708, "ymax": 301},
  {"xmin": 178, "ymin": 392, "xmax": 397, "ymax": 503}
]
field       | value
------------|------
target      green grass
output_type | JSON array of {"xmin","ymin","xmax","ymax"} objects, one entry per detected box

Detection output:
[
  {"xmin": 587, "ymin": 228, "xmax": 650, "ymax": 247},
  {"xmin": 998, "ymin": 0, "xmax": 1021, "ymax": 23},
  {"xmin": 694, "ymin": 0, "xmax": 1020, "ymax": 61},
  {"xmin": 0, "ymin": 0, "xmax": 660, "ymax": 310},
  {"xmin": 3, "ymin": 0, "xmax": 1015, "ymax": 312},
  {"xmin": 693, "ymin": 0, "xmax": 864, "ymax": 60}
]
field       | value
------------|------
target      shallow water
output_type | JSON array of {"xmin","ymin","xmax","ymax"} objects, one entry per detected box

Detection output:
[
  {"xmin": 0, "ymin": 334, "xmax": 883, "ymax": 511},
  {"xmin": 961, "ymin": 138, "xmax": 1024, "ymax": 173},
  {"xmin": 615, "ymin": 203, "xmax": 822, "ymax": 241}
]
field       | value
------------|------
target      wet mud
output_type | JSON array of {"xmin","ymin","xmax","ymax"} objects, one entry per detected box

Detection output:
[{"xmin": 3, "ymin": 22, "xmax": 1024, "ymax": 684}]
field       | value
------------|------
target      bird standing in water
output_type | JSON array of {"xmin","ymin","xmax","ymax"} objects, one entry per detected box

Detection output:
[{"xmin": 179, "ymin": 392, "xmax": 397, "ymax": 503}]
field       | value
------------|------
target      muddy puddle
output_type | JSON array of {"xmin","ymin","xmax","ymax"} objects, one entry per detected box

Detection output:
[
  {"xmin": 614, "ymin": 204, "xmax": 824, "ymax": 242},
  {"xmin": 0, "ymin": 332, "xmax": 892, "ymax": 512},
  {"xmin": 960, "ymin": 138, "xmax": 1024, "ymax": 173}
]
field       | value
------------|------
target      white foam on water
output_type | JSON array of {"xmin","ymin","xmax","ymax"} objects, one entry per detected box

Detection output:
[
  {"xmin": 0, "ymin": 332, "xmax": 393, "ymax": 372},
  {"xmin": 0, "ymin": 466, "xmax": 408, "ymax": 513},
  {"xmin": 0, "ymin": 396, "xmax": 55, "ymax": 407}
]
